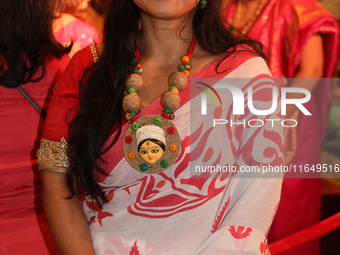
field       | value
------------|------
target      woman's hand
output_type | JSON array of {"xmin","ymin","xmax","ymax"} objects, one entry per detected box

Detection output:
[{"xmin": 41, "ymin": 171, "xmax": 96, "ymax": 255}]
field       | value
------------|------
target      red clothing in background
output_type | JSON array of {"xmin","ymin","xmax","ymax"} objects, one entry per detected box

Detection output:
[
  {"xmin": 0, "ymin": 54, "xmax": 69, "ymax": 254},
  {"xmin": 54, "ymin": 18, "xmax": 100, "ymax": 48}
]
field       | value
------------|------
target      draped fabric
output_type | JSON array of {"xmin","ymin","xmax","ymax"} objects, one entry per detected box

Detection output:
[
  {"xmin": 40, "ymin": 46, "xmax": 284, "ymax": 254},
  {"xmin": 225, "ymin": 1, "xmax": 340, "ymax": 254},
  {"xmin": 0, "ymin": 54, "xmax": 69, "ymax": 254}
]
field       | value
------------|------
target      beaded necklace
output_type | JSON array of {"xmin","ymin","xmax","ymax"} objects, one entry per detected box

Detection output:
[{"xmin": 122, "ymin": 36, "xmax": 196, "ymax": 174}]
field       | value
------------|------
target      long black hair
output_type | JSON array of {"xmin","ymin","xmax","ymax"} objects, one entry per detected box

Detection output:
[
  {"xmin": 0, "ymin": 0, "xmax": 71, "ymax": 88},
  {"xmin": 90, "ymin": 0, "xmax": 112, "ymax": 16},
  {"xmin": 68, "ymin": 0, "xmax": 265, "ymax": 206}
]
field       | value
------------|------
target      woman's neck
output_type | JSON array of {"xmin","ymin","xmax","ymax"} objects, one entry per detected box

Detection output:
[{"xmin": 140, "ymin": 11, "xmax": 196, "ymax": 62}]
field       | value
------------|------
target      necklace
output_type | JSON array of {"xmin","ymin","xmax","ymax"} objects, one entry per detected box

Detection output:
[
  {"xmin": 122, "ymin": 36, "xmax": 196, "ymax": 174},
  {"xmin": 231, "ymin": 0, "xmax": 266, "ymax": 35}
]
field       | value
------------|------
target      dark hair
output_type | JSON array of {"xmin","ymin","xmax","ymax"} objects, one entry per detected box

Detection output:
[
  {"xmin": 89, "ymin": 0, "xmax": 112, "ymax": 15},
  {"xmin": 138, "ymin": 139, "xmax": 166, "ymax": 152},
  {"xmin": 0, "ymin": 0, "xmax": 71, "ymax": 88},
  {"xmin": 68, "ymin": 0, "xmax": 265, "ymax": 206}
]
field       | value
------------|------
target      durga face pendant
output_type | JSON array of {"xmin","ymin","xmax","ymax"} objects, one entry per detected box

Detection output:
[{"xmin": 123, "ymin": 115, "xmax": 181, "ymax": 174}]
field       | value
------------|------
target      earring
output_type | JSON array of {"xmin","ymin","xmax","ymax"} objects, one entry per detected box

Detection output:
[{"xmin": 199, "ymin": 0, "xmax": 207, "ymax": 9}]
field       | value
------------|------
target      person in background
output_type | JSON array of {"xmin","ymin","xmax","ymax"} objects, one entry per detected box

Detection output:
[
  {"xmin": 54, "ymin": 0, "xmax": 101, "ymax": 58},
  {"xmin": 61, "ymin": 0, "xmax": 110, "ymax": 42},
  {"xmin": 226, "ymin": 0, "xmax": 339, "ymax": 254},
  {"xmin": 0, "ymin": 0, "xmax": 71, "ymax": 254}
]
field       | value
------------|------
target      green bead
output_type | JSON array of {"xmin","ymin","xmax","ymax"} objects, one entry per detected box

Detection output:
[
  {"xmin": 163, "ymin": 108, "xmax": 173, "ymax": 114},
  {"xmin": 133, "ymin": 68, "xmax": 139, "ymax": 73},
  {"xmin": 154, "ymin": 116, "xmax": 162, "ymax": 125},
  {"xmin": 170, "ymin": 86, "xmax": 178, "ymax": 91},
  {"xmin": 128, "ymin": 88, "xmax": 136, "ymax": 94},
  {"xmin": 131, "ymin": 123, "xmax": 139, "ymax": 130},
  {"xmin": 132, "ymin": 59, "xmax": 138, "ymax": 65},
  {"xmin": 200, "ymin": 0, "xmax": 207, "ymax": 6},
  {"xmin": 188, "ymin": 60, "xmax": 192, "ymax": 66},
  {"xmin": 160, "ymin": 160, "xmax": 169, "ymax": 168},
  {"xmin": 140, "ymin": 164, "xmax": 148, "ymax": 171},
  {"xmin": 178, "ymin": 65, "xmax": 186, "ymax": 71},
  {"xmin": 130, "ymin": 111, "xmax": 137, "ymax": 116}
]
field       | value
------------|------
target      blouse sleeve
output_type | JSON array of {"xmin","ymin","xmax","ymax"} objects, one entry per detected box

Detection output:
[
  {"xmin": 37, "ymin": 47, "xmax": 93, "ymax": 173},
  {"xmin": 197, "ymin": 57, "xmax": 283, "ymax": 254}
]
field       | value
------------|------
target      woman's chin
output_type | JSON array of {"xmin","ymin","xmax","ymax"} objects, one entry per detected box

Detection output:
[{"xmin": 134, "ymin": 0, "xmax": 197, "ymax": 20}]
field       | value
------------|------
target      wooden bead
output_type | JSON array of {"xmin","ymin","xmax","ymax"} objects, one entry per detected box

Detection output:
[
  {"xmin": 169, "ymin": 71, "xmax": 188, "ymax": 92},
  {"xmin": 125, "ymin": 74, "xmax": 143, "ymax": 92},
  {"xmin": 123, "ymin": 93, "xmax": 141, "ymax": 113},
  {"xmin": 161, "ymin": 91, "xmax": 181, "ymax": 112}
]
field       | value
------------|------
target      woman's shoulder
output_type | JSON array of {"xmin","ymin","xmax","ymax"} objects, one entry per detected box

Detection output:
[
  {"xmin": 66, "ymin": 45, "xmax": 97, "ymax": 74},
  {"xmin": 55, "ymin": 45, "xmax": 96, "ymax": 93},
  {"xmin": 72, "ymin": 44, "xmax": 97, "ymax": 63},
  {"xmin": 219, "ymin": 44, "xmax": 271, "ymax": 78}
]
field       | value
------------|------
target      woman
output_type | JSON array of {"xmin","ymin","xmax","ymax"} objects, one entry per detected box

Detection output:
[
  {"xmin": 38, "ymin": 0, "xmax": 284, "ymax": 254},
  {"xmin": 62, "ymin": 0, "xmax": 110, "ymax": 42},
  {"xmin": 0, "ymin": 0, "xmax": 71, "ymax": 254},
  {"xmin": 226, "ymin": 0, "xmax": 339, "ymax": 254},
  {"xmin": 54, "ymin": 14, "xmax": 100, "ymax": 55},
  {"xmin": 54, "ymin": 0, "xmax": 101, "ymax": 57}
]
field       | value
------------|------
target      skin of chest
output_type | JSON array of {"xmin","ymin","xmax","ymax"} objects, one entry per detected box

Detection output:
[{"xmin": 137, "ymin": 50, "xmax": 222, "ymax": 107}]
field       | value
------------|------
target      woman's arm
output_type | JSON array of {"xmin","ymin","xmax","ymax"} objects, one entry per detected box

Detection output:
[
  {"xmin": 285, "ymin": 34, "xmax": 324, "ymax": 118},
  {"xmin": 41, "ymin": 171, "xmax": 96, "ymax": 255},
  {"xmin": 38, "ymin": 48, "xmax": 97, "ymax": 254}
]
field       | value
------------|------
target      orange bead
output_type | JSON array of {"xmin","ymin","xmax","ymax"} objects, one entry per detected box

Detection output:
[
  {"xmin": 181, "ymin": 56, "xmax": 190, "ymax": 64},
  {"xmin": 169, "ymin": 144, "xmax": 177, "ymax": 152},
  {"xmin": 183, "ymin": 70, "xmax": 189, "ymax": 76},
  {"xmin": 131, "ymin": 92, "xmax": 137, "ymax": 95},
  {"xmin": 171, "ymin": 88, "xmax": 179, "ymax": 94},
  {"xmin": 128, "ymin": 152, "xmax": 136, "ymax": 160}
]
